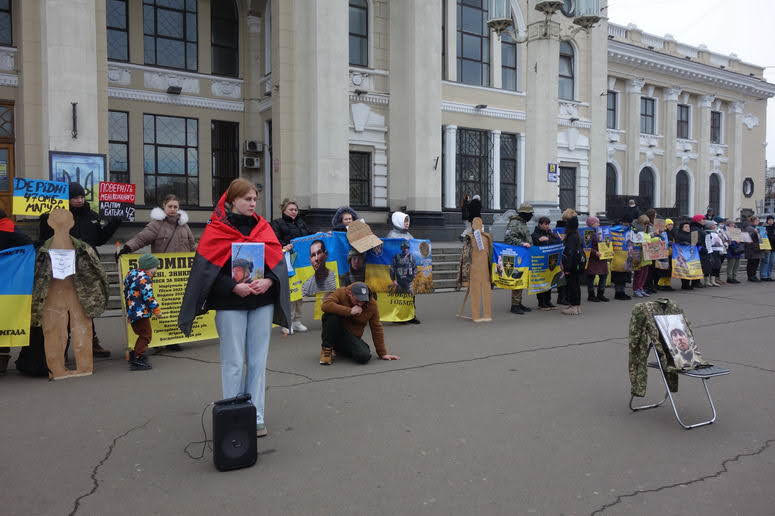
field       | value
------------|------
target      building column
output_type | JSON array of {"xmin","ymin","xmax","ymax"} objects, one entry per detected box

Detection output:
[
  {"xmin": 444, "ymin": 0, "xmax": 456, "ymax": 81},
  {"xmin": 443, "ymin": 125, "xmax": 457, "ymax": 209},
  {"xmin": 663, "ymin": 87, "xmax": 681, "ymax": 205},
  {"xmin": 518, "ymin": 133, "xmax": 526, "ymax": 206},
  {"xmin": 587, "ymin": 18, "xmax": 609, "ymax": 215},
  {"xmin": 389, "ymin": 0, "xmax": 442, "ymax": 213},
  {"xmin": 625, "ymin": 78, "xmax": 645, "ymax": 195},
  {"xmin": 491, "ymin": 130, "xmax": 501, "ymax": 210},
  {"xmin": 697, "ymin": 95, "xmax": 715, "ymax": 216},
  {"xmin": 728, "ymin": 101, "xmax": 744, "ymax": 218}
]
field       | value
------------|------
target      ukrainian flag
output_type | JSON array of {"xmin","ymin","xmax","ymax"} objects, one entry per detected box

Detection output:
[{"xmin": 0, "ymin": 244, "xmax": 34, "ymax": 347}]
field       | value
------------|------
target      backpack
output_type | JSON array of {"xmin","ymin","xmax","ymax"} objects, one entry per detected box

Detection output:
[{"xmin": 15, "ymin": 326, "xmax": 50, "ymax": 377}]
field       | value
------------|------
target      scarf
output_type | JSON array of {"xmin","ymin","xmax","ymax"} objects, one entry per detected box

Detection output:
[{"xmin": 0, "ymin": 218, "xmax": 13, "ymax": 232}]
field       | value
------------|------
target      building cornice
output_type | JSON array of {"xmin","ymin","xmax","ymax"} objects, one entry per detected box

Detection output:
[
  {"xmin": 0, "ymin": 72, "xmax": 17, "ymax": 87},
  {"xmin": 349, "ymin": 92, "xmax": 389, "ymax": 105},
  {"xmin": 442, "ymin": 100, "xmax": 526, "ymax": 120},
  {"xmin": 608, "ymin": 41, "xmax": 775, "ymax": 98},
  {"xmin": 108, "ymin": 87, "xmax": 244, "ymax": 112}
]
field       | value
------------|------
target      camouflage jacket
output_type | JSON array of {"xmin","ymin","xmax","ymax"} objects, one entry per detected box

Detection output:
[
  {"xmin": 628, "ymin": 299, "xmax": 696, "ymax": 397},
  {"xmin": 504, "ymin": 216, "xmax": 531, "ymax": 246},
  {"xmin": 31, "ymin": 236, "xmax": 109, "ymax": 326}
]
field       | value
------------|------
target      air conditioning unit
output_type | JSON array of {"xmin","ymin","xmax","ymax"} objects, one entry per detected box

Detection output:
[
  {"xmin": 244, "ymin": 140, "xmax": 263, "ymax": 153},
  {"xmin": 243, "ymin": 156, "xmax": 261, "ymax": 169}
]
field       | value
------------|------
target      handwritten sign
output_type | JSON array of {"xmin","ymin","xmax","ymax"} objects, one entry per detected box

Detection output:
[
  {"xmin": 98, "ymin": 182, "xmax": 136, "ymax": 221},
  {"xmin": 49, "ymin": 249, "xmax": 75, "ymax": 279},
  {"xmin": 643, "ymin": 239, "xmax": 669, "ymax": 261},
  {"xmin": 12, "ymin": 178, "xmax": 69, "ymax": 216}
]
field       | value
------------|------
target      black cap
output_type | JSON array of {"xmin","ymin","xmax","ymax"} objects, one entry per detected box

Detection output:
[
  {"xmin": 232, "ymin": 258, "xmax": 253, "ymax": 272},
  {"xmin": 69, "ymin": 182, "xmax": 86, "ymax": 199},
  {"xmin": 350, "ymin": 282, "xmax": 370, "ymax": 301}
]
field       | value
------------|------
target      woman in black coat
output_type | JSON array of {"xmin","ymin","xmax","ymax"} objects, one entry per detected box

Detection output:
[{"xmin": 561, "ymin": 216, "xmax": 584, "ymax": 315}]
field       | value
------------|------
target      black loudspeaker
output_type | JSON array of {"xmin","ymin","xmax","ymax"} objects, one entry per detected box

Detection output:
[{"xmin": 212, "ymin": 396, "xmax": 257, "ymax": 471}]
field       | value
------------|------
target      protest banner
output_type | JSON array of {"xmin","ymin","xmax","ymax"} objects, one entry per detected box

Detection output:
[
  {"xmin": 528, "ymin": 243, "xmax": 564, "ymax": 294},
  {"xmin": 119, "ymin": 253, "xmax": 218, "ymax": 348},
  {"xmin": 672, "ymin": 244, "xmax": 703, "ymax": 280},
  {"xmin": 597, "ymin": 226, "xmax": 614, "ymax": 260},
  {"xmin": 365, "ymin": 238, "xmax": 433, "ymax": 295},
  {"xmin": 643, "ymin": 239, "xmax": 669, "ymax": 261},
  {"xmin": 491, "ymin": 242, "xmax": 530, "ymax": 290},
  {"xmin": 0, "ymin": 245, "xmax": 34, "ymax": 347},
  {"xmin": 609, "ymin": 225, "xmax": 631, "ymax": 272},
  {"xmin": 757, "ymin": 226, "xmax": 771, "ymax": 251},
  {"xmin": 98, "ymin": 181, "xmax": 136, "ymax": 221},
  {"xmin": 12, "ymin": 178, "xmax": 69, "ymax": 216},
  {"xmin": 726, "ymin": 227, "xmax": 746, "ymax": 242},
  {"xmin": 288, "ymin": 232, "xmax": 346, "ymax": 303}
]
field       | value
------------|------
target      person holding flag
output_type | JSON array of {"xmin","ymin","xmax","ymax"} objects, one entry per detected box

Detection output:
[{"xmin": 179, "ymin": 178, "xmax": 291, "ymax": 438}]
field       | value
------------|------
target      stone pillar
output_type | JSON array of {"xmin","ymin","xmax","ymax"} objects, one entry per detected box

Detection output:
[
  {"xmin": 444, "ymin": 0, "xmax": 456, "ymax": 81},
  {"xmin": 244, "ymin": 14, "xmax": 263, "ymax": 214},
  {"xmin": 524, "ymin": 20, "xmax": 561, "ymax": 215},
  {"xmin": 587, "ymin": 19, "xmax": 609, "ymax": 215},
  {"xmin": 697, "ymin": 95, "xmax": 715, "ymax": 216},
  {"xmin": 625, "ymin": 78, "xmax": 645, "ymax": 195},
  {"xmin": 443, "ymin": 125, "xmax": 457, "ymax": 209},
  {"xmin": 518, "ymin": 133, "xmax": 526, "ymax": 206},
  {"xmin": 389, "ymin": 0, "xmax": 442, "ymax": 212},
  {"xmin": 663, "ymin": 87, "xmax": 681, "ymax": 205},
  {"xmin": 728, "ymin": 101, "xmax": 744, "ymax": 218},
  {"xmin": 491, "ymin": 130, "xmax": 501, "ymax": 210}
]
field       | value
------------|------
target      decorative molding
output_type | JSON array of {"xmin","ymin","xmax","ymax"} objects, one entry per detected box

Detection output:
[
  {"xmin": 639, "ymin": 134, "xmax": 661, "ymax": 147},
  {"xmin": 257, "ymin": 98, "xmax": 272, "ymax": 112},
  {"xmin": 211, "ymin": 79, "xmax": 242, "ymax": 99},
  {"xmin": 607, "ymin": 129, "xmax": 622, "ymax": 143},
  {"xmin": 699, "ymin": 95, "xmax": 715, "ymax": 108},
  {"xmin": 349, "ymin": 69, "xmax": 374, "ymax": 91},
  {"xmin": 729, "ymin": 101, "xmax": 744, "ymax": 114},
  {"xmin": 144, "ymin": 71, "xmax": 199, "ymax": 94},
  {"xmin": 664, "ymin": 87, "xmax": 681, "ymax": 102},
  {"xmin": 0, "ymin": 72, "xmax": 17, "ymax": 87},
  {"xmin": 558, "ymin": 101, "xmax": 579, "ymax": 120},
  {"xmin": 607, "ymin": 76, "xmax": 617, "ymax": 90},
  {"xmin": 627, "ymin": 77, "xmax": 645, "ymax": 93},
  {"xmin": 0, "ymin": 46, "xmax": 16, "ymax": 72},
  {"xmin": 710, "ymin": 143, "xmax": 728, "ymax": 157},
  {"xmin": 108, "ymin": 87, "xmax": 244, "ymax": 112},
  {"xmin": 743, "ymin": 113, "xmax": 760, "ymax": 129},
  {"xmin": 644, "ymin": 84, "xmax": 655, "ymax": 98},
  {"xmin": 609, "ymin": 40, "xmax": 775, "ymax": 98},
  {"xmin": 107, "ymin": 65, "xmax": 131, "ymax": 85},
  {"xmin": 441, "ymin": 100, "xmax": 525, "ymax": 120},
  {"xmin": 247, "ymin": 15, "xmax": 260, "ymax": 34},
  {"xmin": 558, "ymin": 119, "xmax": 592, "ymax": 129},
  {"xmin": 350, "ymin": 92, "xmax": 389, "ymax": 105}
]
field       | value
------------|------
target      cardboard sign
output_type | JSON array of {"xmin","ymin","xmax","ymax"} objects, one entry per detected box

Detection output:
[
  {"xmin": 347, "ymin": 220, "xmax": 383, "ymax": 253},
  {"xmin": 653, "ymin": 218, "xmax": 666, "ymax": 234},
  {"xmin": 690, "ymin": 231, "xmax": 698, "ymax": 246},
  {"xmin": 98, "ymin": 182, "xmax": 136, "ymax": 221},
  {"xmin": 726, "ymin": 227, "xmax": 744, "ymax": 242},
  {"xmin": 12, "ymin": 178, "xmax": 69, "ymax": 216},
  {"xmin": 643, "ymin": 239, "xmax": 669, "ymax": 261}
]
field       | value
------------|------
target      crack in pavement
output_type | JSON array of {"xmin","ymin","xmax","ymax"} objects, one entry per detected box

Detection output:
[
  {"xmin": 68, "ymin": 419, "xmax": 152, "ymax": 516},
  {"xmin": 713, "ymin": 359, "xmax": 775, "ymax": 374},
  {"xmin": 589, "ymin": 439, "xmax": 775, "ymax": 515}
]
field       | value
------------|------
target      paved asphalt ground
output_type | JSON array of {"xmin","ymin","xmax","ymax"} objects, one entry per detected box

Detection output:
[{"xmin": 2, "ymin": 282, "xmax": 775, "ymax": 516}]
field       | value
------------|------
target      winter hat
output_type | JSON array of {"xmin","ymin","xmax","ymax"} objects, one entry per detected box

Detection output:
[
  {"xmin": 68, "ymin": 182, "xmax": 86, "ymax": 199},
  {"xmin": 665, "ymin": 218, "xmax": 674, "ymax": 226},
  {"xmin": 713, "ymin": 216, "xmax": 726, "ymax": 223},
  {"xmin": 391, "ymin": 211, "xmax": 409, "ymax": 230},
  {"xmin": 703, "ymin": 220, "xmax": 717, "ymax": 229},
  {"xmin": 138, "ymin": 253, "xmax": 160, "ymax": 270},
  {"xmin": 692, "ymin": 214, "xmax": 705, "ymax": 223},
  {"xmin": 586, "ymin": 215, "xmax": 600, "ymax": 226}
]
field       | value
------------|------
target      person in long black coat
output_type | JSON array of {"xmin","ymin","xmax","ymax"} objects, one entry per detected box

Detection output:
[{"xmin": 561, "ymin": 216, "xmax": 584, "ymax": 315}]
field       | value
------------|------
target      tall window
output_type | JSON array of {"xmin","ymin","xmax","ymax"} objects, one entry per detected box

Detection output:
[
  {"xmin": 676, "ymin": 170, "xmax": 689, "ymax": 215},
  {"xmin": 501, "ymin": 33, "xmax": 517, "ymax": 91},
  {"xmin": 143, "ymin": 114, "xmax": 199, "ymax": 206},
  {"xmin": 457, "ymin": 0, "xmax": 490, "ymax": 87},
  {"xmin": 456, "ymin": 128, "xmax": 492, "ymax": 208},
  {"xmin": 211, "ymin": 121, "xmax": 239, "ymax": 202},
  {"xmin": 709, "ymin": 173, "xmax": 721, "ymax": 216},
  {"xmin": 0, "ymin": 0, "xmax": 11, "ymax": 46},
  {"xmin": 107, "ymin": 0, "xmax": 128, "ymax": 61},
  {"xmin": 606, "ymin": 163, "xmax": 617, "ymax": 198},
  {"xmin": 640, "ymin": 97, "xmax": 655, "ymax": 134},
  {"xmin": 143, "ymin": 0, "xmax": 198, "ymax": 71},
  {"xmin": 639, "ymin": 167, "xmax": 655, "ymax": 209},
  {"xmin": 559, "ymin": 41, "xmax": 574, "ymax": 100},
  {"xmin": 500, "ymin": 133, "xmax": 518, "ymax": 209},
  {"xmin": 606, "ymin": 91, "xmax": 617, "ymax": 129},
  {"xmin": 559, "ymin": 167, "xmax": 576, "ymax": 211},
  {"xmin": 108, "ymin": 111, "xmax": 129, "ymax": 184},
  {"xmin": 677, "ymin": 104, "xmax": 690, "ymax": 139},
  {"xmin": 349, "ymin": 0, "xmax": 368, "ymax": 67},
  {"xmin": 349, "ymin": 151, "xmax": 371, "ymax": 207},
  {"xmin": 710, "ymin": 111, "xmax": 722, "ymax": 144},
  {"xmin": 211, "ymin": 0, "xmax": 238, "ymax": 76}
]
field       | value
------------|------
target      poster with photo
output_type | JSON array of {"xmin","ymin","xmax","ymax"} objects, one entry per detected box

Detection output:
[
  {"xmin": 671, "ymin": 244, "xmax": 703, "ymax": 280},
  {"xmin": 287, "ymin": 233, "xmax": 344, "ymax": 301},
  {"xmin": 528, "ymin": 243, "xmax": 564, "ymax": 294},
  {"xmin": 364, "ymin": 238, "xmax": 434, "ymax": 295},
  {"xmin": 231, "ymin": 243, "xmax": 265, "ymax": 283},
  {"xmin": 757, "ymin": 226, "xmax": 771, "ymax": 251},
  {"xmin": 491, "ymin": 242, "xmax": 530, "ymax": 290},
  {"xmin": 654, "ymin": 314, "xmax": 707, "ymax": 370}
]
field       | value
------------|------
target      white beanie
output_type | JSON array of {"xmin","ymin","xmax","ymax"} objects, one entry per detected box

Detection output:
[{"xmin": 391, "ymin": 211, "xmax": 409, "ymax": 230}]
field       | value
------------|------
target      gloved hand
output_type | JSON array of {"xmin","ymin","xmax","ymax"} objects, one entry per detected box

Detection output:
[{"xmin": 115, "ymin": 244, "xmax": 131, "ymax": 262}]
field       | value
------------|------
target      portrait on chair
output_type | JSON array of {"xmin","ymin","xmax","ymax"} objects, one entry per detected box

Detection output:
[{"xmin": 654, "ymin": 314, "xmax": 706, "ymax": 370}]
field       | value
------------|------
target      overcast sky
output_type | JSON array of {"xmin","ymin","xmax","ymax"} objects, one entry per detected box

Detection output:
[{"xmin": 606, "ymin": 0, "xmax": 775, "ymax": 166}]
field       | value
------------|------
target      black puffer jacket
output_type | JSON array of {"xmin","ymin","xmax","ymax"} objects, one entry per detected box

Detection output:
[
  {"xmin": 562, "ymin": 216, "xmax": 584, "ymax": 273},
  {"xmin": 271, "ymin": 213, "xmax": 311, "ymax": 246},
  {"xmin": 38, "ymin": 203, "xmax": 120, "ymax": 253},
  {"xmin": 466, "ymin": 198, "xmax": 482, "ymax": 223}
]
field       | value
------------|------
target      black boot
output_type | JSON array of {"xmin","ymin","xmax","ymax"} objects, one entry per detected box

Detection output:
[
  {"xmin": 597, "ymin": 290, "xmax": 610, "ymax": 302},
  {"xmin": 510, "ymin": 305, "xmax": 524, "ymax": 315},
  {"xmin": 588, "ymin": 291, "xmax": 599, "ymax": 302},
  {"xmin": 518, "ymin": 304, "xmax": 532, "ymax": 312}
]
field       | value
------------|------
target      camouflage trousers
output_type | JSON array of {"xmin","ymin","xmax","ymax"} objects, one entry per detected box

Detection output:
[{"xmin": 511, "ymin": 289, "xmax": 523, "ymax": 305}]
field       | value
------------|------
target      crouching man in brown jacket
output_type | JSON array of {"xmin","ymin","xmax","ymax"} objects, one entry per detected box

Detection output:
[{"xmin": 319, "ymin": 282, "xmax": 400, "ymax": 365}]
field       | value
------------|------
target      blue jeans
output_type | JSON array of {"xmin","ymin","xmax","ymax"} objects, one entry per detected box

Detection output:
[
  {"xmin": 215, "ymin": 304, "xmax": 274, "ymax": 425},
  {"xmin": 760, "ymin": 251, "xmax": 774, "ymax": 279}
]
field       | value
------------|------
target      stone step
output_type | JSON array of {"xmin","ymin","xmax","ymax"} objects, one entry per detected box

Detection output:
[
  {"xmin": 432, "ymin": 262, "xmax": 459, "ymax": 272},
  {"xmin": 433, "ymin": 279, "xmax": 458, "ymax": 289}
]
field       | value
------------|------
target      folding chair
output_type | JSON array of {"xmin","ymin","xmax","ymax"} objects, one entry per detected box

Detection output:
[{"xmin": 629, "ymin": 343, "xmax": 731, "ymax": 429}]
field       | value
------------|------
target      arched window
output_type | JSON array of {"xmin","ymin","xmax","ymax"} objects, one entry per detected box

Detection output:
[
  {"xmin": 559, "ymin": 41, "xmax": 574, "ymax": 100},
  {"xmin": 638, "ymin": 167, "xmax": 655, "ymax": 209},
  {"xmin": 606, "ymin": 163, "xmax": 617, "ymax": 198},
  {"xmin": 709, "ymin": 173, "xmax": 721, "ymax": 216},
  {"xmin": 211, "ymin": 0, "xmax": 238, "ymax": 76},
  {"xmin": 349, "ymin": 0, "xmax": 368, "ymax": 67},
  {"xmin": 676, "ymin": 170, "xmax": 690, "ymax": 216},
  {"xmin": 143, "ymin": 0, "xmax": 198, "ymax": 71}
]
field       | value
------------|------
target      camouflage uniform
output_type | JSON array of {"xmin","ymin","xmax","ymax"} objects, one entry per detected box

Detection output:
[
  {"xmin": 31, "ymin": 236, "xmax": 109, "ymax": 326},
  {"xmin": 505, "ymin": 215, "xmax": 532, "ymax": 305},
  {"xmin": 390, "ymin": 252, "xmax": 417, "ymax": 293},
  {"xmin": 628, "ymin": 299, "xmax": 708, "ymax": 397}
]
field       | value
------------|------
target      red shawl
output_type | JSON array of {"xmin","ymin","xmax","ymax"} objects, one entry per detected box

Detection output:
[{"xmin": 198, "ymin": 193, "xmax": 283, "ymax": 269}]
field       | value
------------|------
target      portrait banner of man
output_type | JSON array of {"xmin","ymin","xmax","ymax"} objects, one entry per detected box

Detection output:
[
  {"xmin": 288, "ymin": 232, "xmax": 348, "ymax": 301},
  {"xmin": 654, "ymin": 314, "xmax": 708, "ymax": 370},
  {"xmin": 364, "ymin": 238, "xmax": 433, "ymax": 295}
]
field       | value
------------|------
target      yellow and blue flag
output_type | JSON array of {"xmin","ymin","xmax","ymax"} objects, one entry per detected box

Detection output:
[{"xmin": 0, "ymin": 244, "xmax": 35, "ymax": 347}]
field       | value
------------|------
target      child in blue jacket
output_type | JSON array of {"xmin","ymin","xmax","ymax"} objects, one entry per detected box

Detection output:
[
  {"xmin": 123, "ymin": 253, "xmax": 162, "ymax": 371},
  {"xmin": 723, "ymin": 220, "xmax": 744, "ymax": 283}
]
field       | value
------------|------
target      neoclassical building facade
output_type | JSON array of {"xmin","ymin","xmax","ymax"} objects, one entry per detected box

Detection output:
[{"xmin": 1, "ymin": 0, "xmax": 773, "ymax": 234}]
